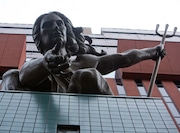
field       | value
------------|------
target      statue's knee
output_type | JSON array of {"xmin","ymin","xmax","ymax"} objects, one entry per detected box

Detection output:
[
  {"xmin": 1, "ymin": 69, "xmax": 27, "ymax": 90},
  {"xmin": 69, "ymin": 69, "xmax": 100, "ymax": 93},
  {"xmin": 79, "ymin": 69, "xmax": 96, "ymax": 81},
  {"xmin": 1, "ymin": 69, "xmax": 19, "ymax": 90},
  {"xmin": 74, "ymin": 68, "xmax": 99, "ymax": 86},
  {"xmin": 69, "ymin": 68, "xmax": 112, "ymax": 95}
]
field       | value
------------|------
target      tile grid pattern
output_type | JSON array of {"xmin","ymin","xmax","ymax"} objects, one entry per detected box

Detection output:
[{"xmin": 0, "ymin": 91, "xmax": 179, "ymax": 133}]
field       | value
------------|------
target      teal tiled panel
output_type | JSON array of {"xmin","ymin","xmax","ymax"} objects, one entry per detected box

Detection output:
[{"xmin": 0, "ymin": 91, "xmax": 179, "ymax": 133}]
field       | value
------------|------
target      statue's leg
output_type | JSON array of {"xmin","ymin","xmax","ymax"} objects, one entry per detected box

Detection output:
[
  {"xmin": 1, "ymin": 69, "xmax": 29, "ymax": 91},
  {"xmin": 68, "ymin": 68, "xmax": 113, "ymax": 95}
]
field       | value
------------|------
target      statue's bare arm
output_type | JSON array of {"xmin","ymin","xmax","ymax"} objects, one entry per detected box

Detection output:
[
  {"xmin": 19, "ymin": 58, "xmax": 50, "ymax": 87},
  {"xmin": 19, "ymin": 45, "xmax": 70, "ymax": 87},
  {"xmin": 96, "ymin": 45, "xmax": 164, "ymax": 75}
]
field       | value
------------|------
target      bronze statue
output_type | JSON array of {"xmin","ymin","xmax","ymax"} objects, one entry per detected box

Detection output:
[{"xmin": 1, "ymin": 11, "xmax": 166, "ymax": 94}]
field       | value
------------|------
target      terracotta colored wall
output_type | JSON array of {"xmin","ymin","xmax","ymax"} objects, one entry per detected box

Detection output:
[
  {"xmin": 0, "ymin": 34, "xmax": 26, "ymax": 75},
  {"xmin": 117, "ymin": 39, "xmax": 180, "ymax": 81},
  {"xmin": 106, "ymin": 78, "xmax": 119, "ymax": 95},
  {"xmin": 122, "ymin": 79, "xmax": 140, "ymax": 96}
]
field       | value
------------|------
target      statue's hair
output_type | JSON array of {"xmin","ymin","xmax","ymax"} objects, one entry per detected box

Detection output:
[
  {"xmin": 32, "ymin": 11, "xmax": 106, "ymax": 56},
  {"xmin": 32, "ymin": 11, "xmax": 85, "ymax": 55}
]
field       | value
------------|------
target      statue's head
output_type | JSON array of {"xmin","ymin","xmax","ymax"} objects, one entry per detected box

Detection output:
[{"xmin": 32, "ymin": 11, "xmax": 81, "ymax": 55}]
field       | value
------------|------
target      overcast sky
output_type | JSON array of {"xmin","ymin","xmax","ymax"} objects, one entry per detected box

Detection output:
[{"xmin": 0, "ymin": 0, "xmax": 179, "ymax": 34}]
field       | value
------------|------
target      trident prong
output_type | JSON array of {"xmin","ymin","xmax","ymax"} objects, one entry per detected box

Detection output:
[
  {"xmin": 155, "ymin": 24, "xmax": 177, "ymax": 38},
  {"xmin": 147, "ymin": 24, "xmax": 177, "ymax": 97}
]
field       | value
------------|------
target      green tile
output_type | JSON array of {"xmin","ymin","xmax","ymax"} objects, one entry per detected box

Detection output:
[
  {"xmin": 16, "ymin": 110, "xmax": 26, "ymax": 115},
  {"xmin": 26, "ymin": 111, "xmax": 38, "ymax": 115},
  {"xmin": 166, "ymin": 124, "xmax": 177, "ymax": 128},
  {"xmin": 23, "ymin": 122, "xmax": 34, "ymax": 128},
  {"xmin": 124, "ymin": 127, "xmax": 135, "ymax": 132},
  {"xmin": 20, "ymin": 103, "xmax": 30, "ymax": 107},
  {"xmin": 0, "ymin": 109, "xmax": 6, "ymax": 114},
  {"xmin": 111, "ymin": 118, "xmax": 122, "ymax": 123},
  {"xmin": 3, "ymin": 93, "xmax": 13, "ymax": 98},
  {"xmin": 26, "ymin": 114, "xmax": 37, "ymax": 119},
  {"xmin": 0, "ymin": 130, "xmax": 9, "ymax": 133},
  {"xmin": 80, "ymin": 111, "xmax": 89, "ymax": 117},
  {"xmin": 4, "ymin": 113, "xmax": 16, "ymax": 118},
  {"xmin": 90, "ymin": 121, "xmax": 101, "ymax": 126},
  {"xmin": 0, "ymin": 125, "xmax": 10, "ymax": 130},
  {"xmin": 112, "ymin": 122, "xmax": 123, "ymax": 128},
  {"xmin": 0, "ymin": 106, "xmax": 8, "ymax": 110},
  {"xmin": 10, "ymin": 126, "xmax": 22, "ymax": 131},
  {"xmin": 155, "ymin": 124, "xmax": 166, "ymax": 128},
  {"xmin": 90, "ymin": 118, "xmax": 100, "ymax": 122},
  {"xmin": 24, "ymin": 118, "xmax": 36, "ymax": 123},
  {"xmin": 13, "ymin": 118, "xmax": 25, "ymax": 122},
  {"xmin": 133, "ymin": 123, "xmax": 144, "ymax": 128},
  {"xmin": 2, "ymin": 117, "xmax": 12, "ymax": 122},
  {"xmin": 80, "ymin": 117, "xmax": 90, "ymax": 122},
  {"xmin": 80, "ymin": 130, "xmax": 90, "ymax": 133},
  {"xmin": 101, "ymin": 122, "xmax": 112, "ymax": 127},
  {"xmin": 90, "ymin": 113, "xmax": 100, "ymax": 118},
  {"xmin": 135, "ymin": 127, "xmax": 146, "ymax": 132},
  {"xmin": 35, "ymin": 119, "xmax": 46, "ymax": 124},
  {"xmin": 12, "ymin": 122, "xmax": 23, "ymax": 127},
  {"xmin": 123, "ymin": 123, "xmax": 134, "ymax": 128},
  {"xmin": 34, "ymin": 123, "xmax": 46, "ymax": 128},
  {"xmin": 22, "ymin": 126, "xmax": 34, "ymax": 132},
  {"xmin": 113, "ymin": 126, "xmax": 124, "ymax": 132},
  {"xmin": 45, "ymin": 126, "xmax": 56, "ymax": 132},
  {"xmin": 81, "ymin": 125, "xmax": 90, "ymax": 130},
  {"xmin": 28, "ymin": 104, "xmax": 38, "ymax": 108},
  {"xmin": 122, "ymin": 119, "xmax": 133, "ymax": 124},
  {"xmin": 1, "ymin": 121, "xmax": 12, "ymax": 126},
  {"xmin": 102, "ymin": 126, "xmax": 113, "ymax": 131},
  {"xmin": 33, "ymin": 127, "xmax": 45, "ymax": 132},
  {"xmin": 69, "ymin": 120, "xmax": 80, "ymax": 125},
  {"xmin": 100, "ymin": 114, "xmax": 110, "ymax": 119},
  {"xmin": 146, "ymin": 128, "xmax": 158, "ymax": 132},
  {"xmin": 91, "ymin": 130, "xmax": 102, "ymax": 133},
  {"xmin": 168, "ymin": 129, "xmax": 179, "ymax": 133}
]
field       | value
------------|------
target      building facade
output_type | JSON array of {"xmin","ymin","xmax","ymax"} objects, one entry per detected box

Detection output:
[{"xmin": 0, "ymin": 23, "xmax": 180, "ymax": 132}]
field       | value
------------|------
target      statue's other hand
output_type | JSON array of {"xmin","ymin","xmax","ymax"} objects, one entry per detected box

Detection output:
[{"xmin": 152, "ymin": 44, "xmax": 167, "ymax": 61}]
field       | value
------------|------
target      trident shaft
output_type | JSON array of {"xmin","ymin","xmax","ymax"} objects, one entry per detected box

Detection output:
[{"xmin": 147, "ymin": 24, "xmax": 177, "ymax": 97}]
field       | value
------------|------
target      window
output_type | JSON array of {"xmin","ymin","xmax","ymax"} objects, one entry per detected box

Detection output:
[
  {"xmin": 174, "ymin": 81, "xmax": 180, "ymax": 92},
  {"xmin": 116, "ymin": 79, "xmax": 126, "ymax": 96},
  {"xmin": 0, "ymin": 76, "xmax": 2, "ymax": 89},
  {"xmin": 57, "ymin": 125, "xmax": 80, "ymax": 133},
  {"xmin": 135, "ymin": 80, "xmax": 147, "ymax": 97}
]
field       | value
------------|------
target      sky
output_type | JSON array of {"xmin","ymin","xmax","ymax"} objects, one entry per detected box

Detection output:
[{"xmin": 0, "ymin": 0, "xmax": 180, "ymax": 34}]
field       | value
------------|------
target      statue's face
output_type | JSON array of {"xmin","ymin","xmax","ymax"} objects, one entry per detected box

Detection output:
[{"xmin": 40, "ymin": 13, "xmax": 67, "ymax": 53}]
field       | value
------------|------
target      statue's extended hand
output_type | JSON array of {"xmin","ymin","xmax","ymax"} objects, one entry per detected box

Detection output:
[
  {"xmin": 152, "ymin": 44, "xmax": 166, "ymax": 61},
  {"xmin": 43, "ymin": 44, "xmax": 70, "ymax": 74}
]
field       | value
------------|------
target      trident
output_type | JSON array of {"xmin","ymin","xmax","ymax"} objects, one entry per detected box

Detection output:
[{"xmin": 147, "ymin": 24, "xmax": 177, "ymax": 97}]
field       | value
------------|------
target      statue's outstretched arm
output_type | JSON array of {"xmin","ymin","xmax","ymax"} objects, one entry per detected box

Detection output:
[{"xmin": 97, "ymin": 44, "xmax": 165, "ymax": 75}]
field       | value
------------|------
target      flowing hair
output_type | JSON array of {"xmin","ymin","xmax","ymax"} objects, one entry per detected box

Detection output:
[{"xmin": 32, "ymin": 11, "xmax": 106, "ymax": 56}]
